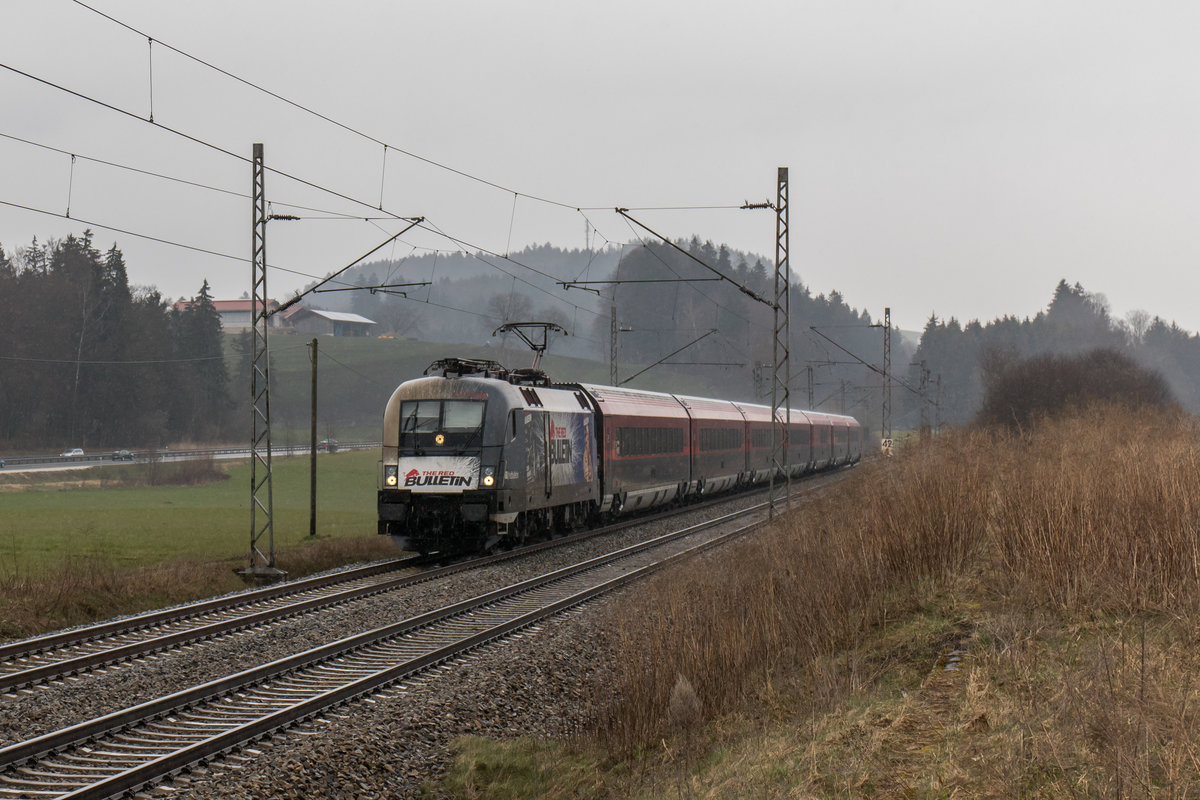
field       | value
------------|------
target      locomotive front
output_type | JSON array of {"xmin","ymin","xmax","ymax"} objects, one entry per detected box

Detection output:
[{"xmin": 378, "ymin": 375, "xmax": 510, "ymax": 553}]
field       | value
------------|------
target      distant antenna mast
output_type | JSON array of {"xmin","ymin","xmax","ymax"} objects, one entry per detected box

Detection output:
[{"xmin": 492, "ymin": 322, "xmax": 567, "ymax": 370}]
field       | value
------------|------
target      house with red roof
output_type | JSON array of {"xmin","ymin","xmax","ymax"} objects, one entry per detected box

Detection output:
[{"xmin": 171, "ymin": 299, "xmax": 281, "ymax": 330}]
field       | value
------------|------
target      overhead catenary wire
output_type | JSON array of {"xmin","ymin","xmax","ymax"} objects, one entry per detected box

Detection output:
[
  {"xmin": 6, "ymin": 10, "xmax": 781, "ymax": 352},
  {"xmin": 617, "ymin": 219, "xmax": 763, "ymax": 334},
  {"xmin": 0, "ymin": 130, "xmax": 391, "ymax": 222},
  {"xmin": 320, "ymin": 350, "xmax": 394, "ymax": 391},
  {"xmin": 0, "ymin": 196, "xmax": 420, "ymax": 294},
  {"xmin": 417, "ymin": 218, "xmax": 607, "ymax": 323},
  {"xmin": 616, "ymin": 208, "xmax": 772, "ymax": 308},
  {"xmin": 0, "ymin": 7, "xmax": 817, "ymax": 412},
  {"xmin": 0, "ymin": 64, "xmax": 620, "ymax": 326},
  {"xmin": 68, "ymin": 1, "xmax": 763, "ymax": 221},
  {"xmin": 0, "ymin": 60, "xmax": 414, "ymax": 225},
  {"xmin": 0, "ymin": 196, "xmax": 247, "ymax": 264},
  {"xmin": 67, "ymin": 0, "xmax": 583, "ymax": 213},
  {"xmin": 3, "ymin": 29, "xmax": 767, "ymax": 299}
]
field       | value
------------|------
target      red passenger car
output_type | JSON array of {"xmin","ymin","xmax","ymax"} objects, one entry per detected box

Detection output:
[
  {"xmin": 579, "ymin": 383, "xmax": 690, "ymax": 514},
  {"xmin": 675, "ymin": 394, "xmax": 747, "ymax": 496}
]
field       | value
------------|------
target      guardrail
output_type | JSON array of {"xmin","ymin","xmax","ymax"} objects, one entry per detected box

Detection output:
[{"xmin": 0, "ymin": 442, "xmax": 381, "ymax": 469}]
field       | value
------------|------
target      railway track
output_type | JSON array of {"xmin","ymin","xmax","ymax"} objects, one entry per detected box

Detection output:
[
  {"xmin": 0, "ymin": 482, "xmax": 803, "ymax": 695},
  {"xmin": 0, "ymin": 502, "xmax": 768, "ymax": 800},
  {"xmin": 0, "ymin": 557, "xmax": 418, "ymax": 694}
]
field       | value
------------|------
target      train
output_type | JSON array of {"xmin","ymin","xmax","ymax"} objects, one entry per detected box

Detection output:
[{"xmin": 378, "ymin": 357, "xmax": 863, "ymax": 554}]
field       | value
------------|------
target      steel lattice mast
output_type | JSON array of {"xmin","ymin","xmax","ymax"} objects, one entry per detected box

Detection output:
[
  {"xmin": 769, "ymin": 167, "xmax": 790, "ymax": 519},
  {"xmin": 243, "ymin": 143, "xmax": 283, "ymax": 580},
  {"xmin": 882, "ymin": 306, "xmax": 892, "ymax": 455}
]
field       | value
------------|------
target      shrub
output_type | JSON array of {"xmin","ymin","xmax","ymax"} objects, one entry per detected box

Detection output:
[{"xmin": 973, "ymin": 348, "xmax": 1174, "ymax": 430}]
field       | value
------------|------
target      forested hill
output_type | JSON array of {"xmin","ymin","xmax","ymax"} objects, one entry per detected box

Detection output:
[
  {"xmin": 0, "ymin": 233, "xmax": 899, "ymax": 450},
  {"xmin": 913, "ymin": 279, "xmax": 1200, "ymax": 425},
  {"xmin": 12, "ymin": 232, "xmax": 1193, "ymax": 450},
  {"xmin": 326, "ymin": 240, "xmax": 899, "ymax": 424}
]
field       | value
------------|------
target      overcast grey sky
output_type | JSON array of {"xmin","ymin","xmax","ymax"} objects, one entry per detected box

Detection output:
[{"xmin": 4, "ymin": 0, "xmax": 1198, "ymax": 334}]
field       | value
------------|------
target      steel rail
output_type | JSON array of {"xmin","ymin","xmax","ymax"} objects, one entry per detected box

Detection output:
[
  {"xmin": 0, "ymin": 504, "xmax": 765, "ymax": 799},
  {"xmin": 0, "ymin": 481, "xmax": 793, "ymax": 691},
  {"xmin": 0, "ymin": 556, "xmax": 418, "ymax": 665}
]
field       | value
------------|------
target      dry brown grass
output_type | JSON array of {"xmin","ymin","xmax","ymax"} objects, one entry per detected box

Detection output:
[
  {"xmin": 594, "ymin": 427, "xmax": 994, "ymax": 756},
  {"xmin": 584, "ymin": 404, "xmax": 1200, "ymax": 798},
  {"xmin": 0, "ymin": 534, "xmax": 397, "ymax": 640}
]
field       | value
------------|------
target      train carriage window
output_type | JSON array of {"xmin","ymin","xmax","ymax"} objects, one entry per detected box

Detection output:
[
  {"xmin": 617, "ymin": 426, "xmax": 683, "ymax": 456},
  {"xmin": 751, "ymin": 429, "xmax": 771, "ymax": 448},
  {"xmin": 700, "ymin": 428, "xmax": 743, "ymax": 451}
]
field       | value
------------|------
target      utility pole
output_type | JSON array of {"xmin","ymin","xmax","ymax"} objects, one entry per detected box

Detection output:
[
  {"xmin": 242, "ymin": 143, "xmax": 284, "ymax": 581},
  {"xmin": 881, "ymin": 306, "xmax": 892, "ymax": 456},
  {"xmin": 309, "ymin": 337, "xmax": 318, "ymax": 538},
  {"xmin": 807, "ymin": 365, "xmax": 814, "ymax": 409},
  {"xmin": 769, "ymin": 166, "xmax": 790, "ymax": 519}
]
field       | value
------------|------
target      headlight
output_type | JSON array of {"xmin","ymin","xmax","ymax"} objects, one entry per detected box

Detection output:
[
  {"xmin": 384, "ymin": 465, "xmax": 399, "ymax": 487},
  {"xmin": 481, "ymin": 465, "xmax": 496, "ymax": 487},
  {"xmin": 435, "ymin": 433, "xmax": 445, "ymax": 446}
]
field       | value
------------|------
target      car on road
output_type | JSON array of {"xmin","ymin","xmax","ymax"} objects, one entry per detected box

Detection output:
[
  {"xmin": 111, "ymin": 449, "xmax": 133, "ymax": 461},
  {"xmin": 318, "ymin": 439, "xmax": 339, "ymax": 453},
  {"xmin": 60, "ymin": 448, "xmax": 85, "ymax": 457},
  {"xmin": 0, "ymin": 456, "xmax": 5, "ymax": 468}
]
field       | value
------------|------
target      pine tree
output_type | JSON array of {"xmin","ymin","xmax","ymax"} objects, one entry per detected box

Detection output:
[{"xmin": 171, "ymin": 280, "xmax": 231, "ymax": 439}]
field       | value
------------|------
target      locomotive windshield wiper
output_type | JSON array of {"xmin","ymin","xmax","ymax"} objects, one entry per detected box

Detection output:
[
  {"xmin": 403, "ymin": 407, "xmax": 425, "ymax": 455},
  {"xmin": 454, "ymin": 424, "xmax": 484, "ymax": 455}
]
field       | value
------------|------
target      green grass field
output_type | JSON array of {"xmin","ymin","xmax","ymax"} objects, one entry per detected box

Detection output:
[{"xmin": 0, "ymin": 450, "xmax": 381, "ymax": 572}]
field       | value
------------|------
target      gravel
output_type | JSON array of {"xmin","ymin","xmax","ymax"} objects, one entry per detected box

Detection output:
[{"xmin": 1, "ymin": 492, "xmax": 768, "ymax": 797}]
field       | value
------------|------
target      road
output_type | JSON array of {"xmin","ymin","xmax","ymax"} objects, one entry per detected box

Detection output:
[{"xmin": 0, "ymin": 443, "xmax": 377, "ymax": 473}]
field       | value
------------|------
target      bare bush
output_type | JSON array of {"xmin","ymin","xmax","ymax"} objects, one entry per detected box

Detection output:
[{"xmin": 974, "ymin": 348, "xmax": 1174, "ymax": 430}]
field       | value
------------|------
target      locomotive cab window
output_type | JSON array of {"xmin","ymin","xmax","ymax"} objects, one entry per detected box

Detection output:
[
  {"xmin": 399, "ymin": 399, "xmax": 485, "ymax": 451},
  {"xmin": 401, "ymin": 401, "xmax": 440, "ymax": 434},
  {"xmin": 443, "ymin": 401, "xmax": 485, "ymax": 431}
]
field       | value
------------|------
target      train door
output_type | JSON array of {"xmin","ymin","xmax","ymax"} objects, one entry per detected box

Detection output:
[
  {"xmin": 543, "ymin": 413, "xmax": 553, "ymax": 498},
  {"xmin": 524, "ymin": 410, "xmax": 548, "ymax": 503}
]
